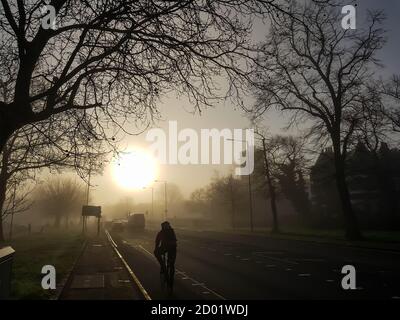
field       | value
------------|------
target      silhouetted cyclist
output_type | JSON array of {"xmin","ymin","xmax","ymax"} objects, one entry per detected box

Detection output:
[{"xmin": 154, "ymin": 221, "xmax": 177, "ymax": 281}]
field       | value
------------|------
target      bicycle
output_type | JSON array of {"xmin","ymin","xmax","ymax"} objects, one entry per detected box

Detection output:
[{"xmin": 160, "ymin": 251, "xmax": 175, "ymax": 293}]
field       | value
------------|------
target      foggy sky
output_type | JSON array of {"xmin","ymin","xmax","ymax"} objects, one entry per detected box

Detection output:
[{"xmin": 89, "ymin": 0, "xmax": 400, "ymax": 208}]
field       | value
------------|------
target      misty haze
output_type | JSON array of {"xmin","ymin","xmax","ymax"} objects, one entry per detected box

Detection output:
[{"xmin": 0, "ymin": 0, "xmax": 400, "ymax": 307}]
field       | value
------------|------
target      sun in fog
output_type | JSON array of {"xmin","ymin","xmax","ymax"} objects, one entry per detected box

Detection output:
[{"xmin": 112, "ymin": 149, "xmax": 158, "ymax": 189}]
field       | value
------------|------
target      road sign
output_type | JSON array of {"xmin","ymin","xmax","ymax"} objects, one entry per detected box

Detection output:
[{"xmin": 82, "ymin": 205, "xmax": 101, "ymax": 217}]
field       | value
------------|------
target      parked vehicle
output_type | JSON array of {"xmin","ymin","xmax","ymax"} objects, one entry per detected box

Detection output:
[
  {"xmin": 111, "ymin": 220, "xmax": 124, "ymax": 233},
  {"xmin": 127, "ymin": 213, "xmax": 145, "ymax": 230}
]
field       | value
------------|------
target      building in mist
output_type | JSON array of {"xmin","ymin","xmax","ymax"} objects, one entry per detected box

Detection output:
[{"xmin": 310, "ymin": 143, "xmax": 400, "ymax": 229}]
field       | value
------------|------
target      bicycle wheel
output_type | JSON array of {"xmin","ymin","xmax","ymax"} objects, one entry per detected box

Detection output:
[
  {"xmin": 166, "ymin": 256, "xmax": 175, "ymax": 292},
  {"xmin": 160, "ymin": 253, "xmax": 168, "ymax": 290}
]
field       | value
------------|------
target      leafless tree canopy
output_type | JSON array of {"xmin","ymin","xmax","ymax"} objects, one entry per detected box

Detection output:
[
  {"xmin": 382, "ymin": 75, "xmax": 400, "ymax": 133},
  {"xmin": 0, "ymin": 0, "xmax": 289, "ymax": 152},
  {"xmin": 34, "ymin": 176, "xmax": 86, "ymax": 227},
  {"xmin": 252, "ymin": 1, "xmax": 386, "ymax": 158}
]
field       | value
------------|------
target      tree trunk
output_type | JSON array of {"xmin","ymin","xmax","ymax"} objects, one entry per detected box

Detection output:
[
  {"xmin": 0, "ymin": 120, "xmax": 14, "ymax": 154},
  {"xmin": 262, "ymin": 138, "xmax": 279, "ymax": 233},
  {"xmin": 0, "ymin": 215, "xmax": 4, "ymax": 242},
  {"xmin": 0, "ymin": 177, "xmax": 7, "ymax": 242},
  {"xmin": 54, "ymin": 215, "xmax": 61, "ymax": 228},
  {"xmin": 333, "ymin": 149, "xmax": 363, "ymax": 240}
]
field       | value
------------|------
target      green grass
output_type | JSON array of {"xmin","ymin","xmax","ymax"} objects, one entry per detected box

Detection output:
[{"xmin": 3, "ymin": 229, "xmax": 84, "ymax": 299}]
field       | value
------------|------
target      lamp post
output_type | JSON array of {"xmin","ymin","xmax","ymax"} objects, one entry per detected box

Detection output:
[
  {"xmin": 143, "ymin": 186, "xmax": 154, "ymax": 218},
  {"xmin": 82, "ymin": 164, "xmax": 91, "ymax": 235},
  {"xmin": 254, "ymin": 131, "xmax": 279, "ymax": 234},
  {"xmin": 154, "ymin": 180, "xmax": 167, "ymax": 220},
  {"xmin": 227, "ymin": 138, "xmax": 254, "ymax": 232}
]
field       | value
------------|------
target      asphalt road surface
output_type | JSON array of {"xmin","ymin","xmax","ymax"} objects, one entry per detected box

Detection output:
[{"xmin": 109, "ymin": 228, "xmax": 400, "ymax": 300}]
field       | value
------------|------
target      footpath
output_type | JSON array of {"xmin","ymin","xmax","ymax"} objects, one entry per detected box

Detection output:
[{"xmin": 59, "ymin": 230, "xmax": 146, "ymax": 300}]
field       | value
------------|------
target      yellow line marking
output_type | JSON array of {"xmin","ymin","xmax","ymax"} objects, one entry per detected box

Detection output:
[{"xmin": 105, "ymin": 230, "xmax": 151, "ymax": 300}]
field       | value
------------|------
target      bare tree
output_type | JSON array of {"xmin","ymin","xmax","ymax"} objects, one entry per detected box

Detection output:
[
  {"xmin": 268, "ymin": 135, "xmax": 310, "ymax": 219},
  {"xmin": 251, "ymin": 1, "xmax": 386, "ymax": 239},
  {"xmin": 34, "ymin": 177, "xmax": 86, "ymax": 228},
  {"xmin": 0, "ymin": 117, "xmax": 105, "ymax": 241},
  {"xmin": 0, "ymin": 0, "xmax": 296, "ymax": 155},
  {"xmin": 382, "ymin": 75, "xmax": 400, "ymax": 133}
]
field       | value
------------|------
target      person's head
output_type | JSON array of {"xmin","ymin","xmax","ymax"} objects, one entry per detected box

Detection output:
[{"xmin": 161, "ymin": 221, "xmax": 171, "ymax": 230}]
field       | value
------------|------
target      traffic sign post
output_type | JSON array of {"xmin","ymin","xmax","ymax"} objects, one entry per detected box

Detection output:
[{"xmin": 82, "ymin": 205, "xmax": 102, "ymax": 236}]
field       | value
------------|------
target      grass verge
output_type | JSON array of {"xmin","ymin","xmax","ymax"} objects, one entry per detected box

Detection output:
[
  {"xmin": 219, "ymin": 227, "xmax": 400, "ymax": 248},
  {"xmin": 3, "ymin": 229, "xmax": 84, "ymax": 299}
]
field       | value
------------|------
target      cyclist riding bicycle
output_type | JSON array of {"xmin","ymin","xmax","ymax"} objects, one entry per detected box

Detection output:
[{"xmin": 154, "ymin": 221, "xmax": 177, "ymax": 278}]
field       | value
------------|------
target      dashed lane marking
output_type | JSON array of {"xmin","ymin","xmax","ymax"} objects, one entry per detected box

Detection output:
[
  {"xmin": 296, "ymin": 258, "xmax": 325, "ymax": 262},
  {"xmin": 258, "ymin": 255, "xmax": 299, "ymax": 265},
  {"xmin": 137, "ymin": 244, "xmax": 226, "ymax": 300}
]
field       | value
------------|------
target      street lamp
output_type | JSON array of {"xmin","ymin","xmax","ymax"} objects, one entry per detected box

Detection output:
[
  {"xmin": 143, "ymin": 186, "xmax": 154, "ymax": 218},
  {"xmin": 253, "ymin": 131, "xmax": 279, "ymax": 234},
  {"xmin": 154, "ymin": 180, "xmax": 167, "ymax": 220},
  {"xmin": 227, "ymin": 138, "xmax": 254, "ymax": 232}
]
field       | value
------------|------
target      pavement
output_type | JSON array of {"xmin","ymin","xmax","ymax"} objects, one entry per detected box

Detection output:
[
  {"xmin": 59, "ymin": 231, "xmax": 145, "ymax": 300},
  {"xmin": 109, "ymin": 228, "xmax": 400, "ymax": 300}
]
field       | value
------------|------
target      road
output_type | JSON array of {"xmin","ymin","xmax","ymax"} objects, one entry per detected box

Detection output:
[{"xmin": 109, "ymin": 228, "xmax": 400, "ymax": 300}]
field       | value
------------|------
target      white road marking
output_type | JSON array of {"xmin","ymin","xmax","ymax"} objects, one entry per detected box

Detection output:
[
  {"xmin": 253, "ymin": 251, "xmax": 285, "ymax": 255},
  {"xmin": 241, "ymin": 258, "xmax": 250, "ymax": 261},
  {"xmin": 259, "ymin": 255, "xmax": 299, "ymax": 265},
  {"xmin": 118, "ymin": 280, "xmax": 131, "ymax": 283},
  {"xmin": 325, "ymin": 279, "xmax": 335, "ymax": 282},
  {"xmin": 298, "ymin": 274, "xmax": 311, "ymax": 277},
  {"xmin": 297, "ymin": 258, "xmax": 325, "ymax": 262},
  {"xmin": 285, "ymin": 268, "xmax": 292, "ymax": 271}
]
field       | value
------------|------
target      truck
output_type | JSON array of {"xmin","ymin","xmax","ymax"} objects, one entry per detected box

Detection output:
[{"xmin": 127, "ymin": 213, "xmax": 145, "ymax": 231}]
